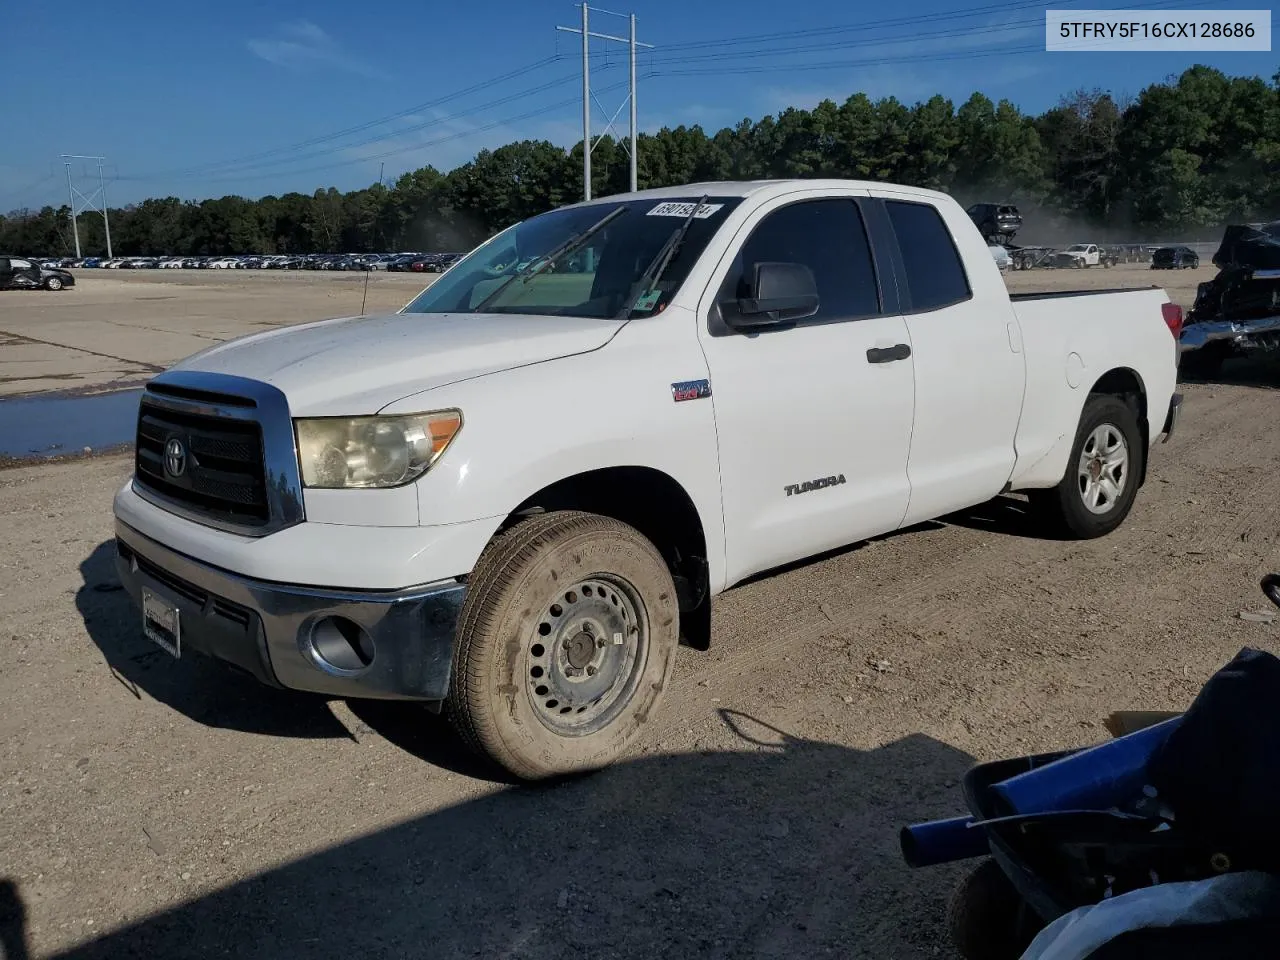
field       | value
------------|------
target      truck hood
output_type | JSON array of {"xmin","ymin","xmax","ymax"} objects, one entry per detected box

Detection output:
[{"xmin": 173, "ymin": 311, "xmax": 624, "ymax": 416}]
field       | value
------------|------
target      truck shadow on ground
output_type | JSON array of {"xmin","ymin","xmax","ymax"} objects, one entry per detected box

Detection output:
[
  {"xmin": 44, "ymin": 713, "xmax": 974, "ymax": 960},
  {"xmin": 343, "ymin": 699, "xmax": 520, "ymax": 782},
  {"xmin": 1178, "ymin": 355, "xmax": 1280, "ymax": 391},
  {"xmin": 76, "ymin": 541, "xmax": 351, "ymax": 741},
  {"xmin": 943, "ymin": 495, "xmax": 1070, "ymax": 542}
]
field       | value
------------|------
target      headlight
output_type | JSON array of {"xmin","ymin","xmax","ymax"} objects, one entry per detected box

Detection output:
[{"xmin": 294, "ymin": 410, "xmax": 462, "ymax": 489}]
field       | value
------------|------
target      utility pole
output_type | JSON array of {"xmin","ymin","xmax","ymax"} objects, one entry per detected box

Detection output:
[
  {"xmin": 378, "ymin": 161, "xmax": 385, "ymax": 187},
  {"xmin": 556, "ymin": 4, "xmax": 652, "ymax": 201},
  {"xmin": 98, "ymin": 158, "xmax": 112, "ymax": 259},
  {"xmin": 60, "ymin": 155, "xmax": 113, "ymax": 258},
  {"xmin": 629, "ymin": 13, "xmax": 638, "ymax": 193},
  {"xmin": 64, "ymin": 162, "xmax": 81, "ymax": 258}
]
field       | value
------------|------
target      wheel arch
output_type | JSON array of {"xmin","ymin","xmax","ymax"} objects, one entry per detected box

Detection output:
[
  {"xmin": 499, "ymin": 465, "xmax": 713, "ymax": 651},
  {"xmin": 1087, "ymin": 367, "xmax": 1149, "ymax": 486}
]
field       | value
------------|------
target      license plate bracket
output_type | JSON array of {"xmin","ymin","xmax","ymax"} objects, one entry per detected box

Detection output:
[{"xmin": 142, "ymin": 586, "xmax": 181, "ymax": 658}]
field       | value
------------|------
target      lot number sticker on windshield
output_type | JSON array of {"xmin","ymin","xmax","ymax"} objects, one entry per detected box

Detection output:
[{"xmin": 646, "ymin": 202, "xmax": 723, "ymax": 218}]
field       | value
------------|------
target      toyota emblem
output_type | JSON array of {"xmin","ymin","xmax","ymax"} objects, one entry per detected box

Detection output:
[{"xmin": 164, "ymin": 437, "xmax": 188, "ymax": 477}]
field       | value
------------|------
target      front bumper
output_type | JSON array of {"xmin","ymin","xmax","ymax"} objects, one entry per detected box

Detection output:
[{"xmin": 115, "ymin": 521, "xmax": 466, "ymax": 701}]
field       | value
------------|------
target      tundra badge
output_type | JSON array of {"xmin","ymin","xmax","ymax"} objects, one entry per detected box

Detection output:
[{"xmin": 785, "ymin": 474, "xmax": 846, "ymax": 497}]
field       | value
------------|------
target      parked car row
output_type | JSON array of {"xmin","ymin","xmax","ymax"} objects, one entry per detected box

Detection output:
[{"xmin": 34, "ymin": 252, "xmax": 465, "ymax": 272}]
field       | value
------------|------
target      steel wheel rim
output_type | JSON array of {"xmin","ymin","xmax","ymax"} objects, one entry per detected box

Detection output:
[
  {"xmin": 525, "ymin": 575, "xmax": 649, "ymax": 736},
  {"xmin": 1077, "ymin": 422, "xmax": 1129, "ymax": 515}
]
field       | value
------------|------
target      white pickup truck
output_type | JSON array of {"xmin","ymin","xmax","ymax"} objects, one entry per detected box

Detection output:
[
  {"xmin": 1054, "ymin": 243, "xmax": 1119, "ymax": 269},
  {"xmin": 113, "ymin": 179, "xmax": 1183, "ymax": 779}
]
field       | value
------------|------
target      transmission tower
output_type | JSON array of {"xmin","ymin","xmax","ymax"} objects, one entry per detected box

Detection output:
[
  {"xmin": 556, "ymin": 4, "xmax": 652, "ymax": 201},
  {"xmin": 61, "ymin": 154, "xmax": 113, "ymax": 259}
]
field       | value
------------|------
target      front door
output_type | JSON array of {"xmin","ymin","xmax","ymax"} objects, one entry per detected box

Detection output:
[{"xmin": 697, "ymin": 191, "xmax": 916, "ymax": 587}]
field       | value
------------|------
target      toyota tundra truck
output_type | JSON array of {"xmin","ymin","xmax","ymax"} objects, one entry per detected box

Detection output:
[{"xmin": 113, "ymin": 179, "xmax": 1184, "ymax": 779}]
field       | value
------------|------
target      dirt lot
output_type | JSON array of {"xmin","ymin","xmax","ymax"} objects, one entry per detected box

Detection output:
[
  {"xmin": 0, "ymin": 271, "xmax": 435, "ymax": 397},
  {"xmin": 0, "ymin": 262, "xmax": 1211, "ymax": 397},
  {"xmin": 2, "ymin": 264, "xmax": 1279, "ymax": 959}
]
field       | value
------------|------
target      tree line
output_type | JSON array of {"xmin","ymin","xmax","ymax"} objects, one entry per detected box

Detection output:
[{"xmin": 3, "ymin": 64, "xmax": 1278, "ymax": 257}]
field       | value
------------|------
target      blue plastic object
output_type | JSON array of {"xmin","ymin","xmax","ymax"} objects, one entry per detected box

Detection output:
[
  {"xmin": 899, "ymin": 815, "xmax": 989, "ymax": 868},
  {"xmin": 989, "ymin": 717, "xmax": 1182, "ymax": 816}
]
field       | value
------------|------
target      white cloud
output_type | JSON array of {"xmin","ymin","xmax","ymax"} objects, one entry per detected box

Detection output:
[{"xmin": 247, "ymin": 21, "xmax": 385, "ymax": 79}]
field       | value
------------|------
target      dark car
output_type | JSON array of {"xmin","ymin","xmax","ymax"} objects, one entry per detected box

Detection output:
[
  {"xmin": 386, "ymin": 253, "xmax": 422, "ymax": 272},
  {"xmin": 1151, "ymin": 245, "xmax": 1200, "ymax": 270},
  {"xmin": 966, "ymin": 203, "xmax": 1023, "ymax": 242},
  {"xmin": 0, "ymin": 255, "xmax": 75, "ymax": 290}
]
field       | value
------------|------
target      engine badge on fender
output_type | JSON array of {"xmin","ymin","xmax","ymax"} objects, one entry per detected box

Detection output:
[{"xmin": 671, "ymin": 379, "xmax": 712, "ymax": 402}]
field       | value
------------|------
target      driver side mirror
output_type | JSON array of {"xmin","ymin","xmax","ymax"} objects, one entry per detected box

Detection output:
[{"xmin": 726, "ymin": 261, "xmax": 820, "ymax": 330}]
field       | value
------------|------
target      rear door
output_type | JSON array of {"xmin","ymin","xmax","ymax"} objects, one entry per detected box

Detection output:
[
  {"xmin": 697, "ymin": 189, "xmax": 915, "ymax": 585},
  {"xmin": 873, "ymin": 194, "xmax": 1026, "ymax": 526},
  {"xmin": 10, "ymin": 258, "xmax": 36, "ymax": 285}
]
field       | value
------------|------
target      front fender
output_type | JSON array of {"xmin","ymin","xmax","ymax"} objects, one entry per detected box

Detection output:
[{"xmin": 388, "ymin": 313, "xmax": 729, "ymax": 592}]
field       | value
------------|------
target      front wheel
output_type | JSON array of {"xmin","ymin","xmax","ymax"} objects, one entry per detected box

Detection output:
[
  {"xmin": 44, "ymin": 276, "xmax": 63, "ymax": 291},
  {"xmin": 448, "ymin": 510, "xmax": 680, "ymax": 780},
  {"xmin": 1032, "ymin": 394, "xmax": 1145, "ymax": 539},
  {"xmin": 948, "ymin": 859, "xmax": 1041, "ymax": 960}
]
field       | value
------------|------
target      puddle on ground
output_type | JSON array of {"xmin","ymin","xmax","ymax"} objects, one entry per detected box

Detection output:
[{"xmin": 0, "ymin": 388, "xmax": 141, "ymax": 460}]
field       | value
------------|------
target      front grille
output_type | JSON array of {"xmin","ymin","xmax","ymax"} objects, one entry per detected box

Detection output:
[{"xmin": 134, "ymin": 397, "xmax": 270, "ymax": 527}]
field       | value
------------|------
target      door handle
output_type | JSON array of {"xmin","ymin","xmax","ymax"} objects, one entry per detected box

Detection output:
[{"xmin": 866, "ymin": 343, "xmax": 912, "ymax": 364}]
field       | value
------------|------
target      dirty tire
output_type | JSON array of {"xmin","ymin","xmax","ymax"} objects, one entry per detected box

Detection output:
[
  {"xmin": 447, "ymin": 510, "xmax": 680, "ymax": 781},
  {"xmin": 1034, "ymin": 394, "xmax": 1144, "ymax": 539},
  {"xmin": 948, "ymin": 859, "xmax": 1038, "ymax": 960},
  {"xmin": 44, "ymin": 276, "xmax": 63, "ymax": 290}
]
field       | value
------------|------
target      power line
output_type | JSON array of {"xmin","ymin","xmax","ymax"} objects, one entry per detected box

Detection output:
[
  {"xmin": 123, "ymin": 54, "xmax": 568, "ymax": 181},
  {"xmin": 656, "ymin": 0, "xmax": 1060, "ymax": 51},
  {"xmin": 0, "ymin": 171, "xmax": 59, "ymax": 210},
  {"xmin": 121, "ymin": 63, "xmax": 627, "ymax": 185},
  {"xmin": 193, "ymin": 77, "xmax": 636, "ymax": 186}
]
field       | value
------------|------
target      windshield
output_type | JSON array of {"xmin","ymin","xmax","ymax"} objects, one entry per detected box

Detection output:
[
  {"xmin": 1067, "ymin": 244, "xmax": 1088, "ymax": 252},
  {"xmin": 403, "ymin": 196, "xmax": 743, "ymax": 319}
]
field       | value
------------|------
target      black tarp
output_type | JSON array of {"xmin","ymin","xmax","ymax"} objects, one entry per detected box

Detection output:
[
  {"xmin": 1189, "ymin": 226, "xmax": 1280, "ymax": 322},
  {"xmin": 1147, "ymin": 646, "xmax": 1280, "ymax": 871},
  {"xmin": 1211, "ymin": 225, "xmax": 1280, "ymax": 271}
]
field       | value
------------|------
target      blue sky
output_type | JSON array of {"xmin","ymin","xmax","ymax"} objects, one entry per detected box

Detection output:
[{"xmin": 1, "ymin": 0, "xmax": 1274, "ymax": 209}]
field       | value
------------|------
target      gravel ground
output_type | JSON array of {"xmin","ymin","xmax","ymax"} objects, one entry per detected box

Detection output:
[{"xmin": 2, "ymin": 264, "xmax": 1277, "ymax": 960}]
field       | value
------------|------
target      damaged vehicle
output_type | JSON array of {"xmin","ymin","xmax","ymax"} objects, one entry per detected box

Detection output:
[
  {"xmin": 1046, "ymin": 244, "xmax": 1118, "ymax": 269},
  {"xmin": 1179, "ymin": 223, "xmax": 1280, "ymax": 377},
  {"xmin": 0, "ymin": 255, "xmax": 75, "ymax": 291}
]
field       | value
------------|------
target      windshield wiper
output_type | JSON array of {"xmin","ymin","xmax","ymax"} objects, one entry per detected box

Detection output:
[
  {"xmin": 617, "ymin": 194, "xmax": 709, "ymax": 319},
  {"xmin": 472, "ymin": 204, "xmax": 627, "ymax": 313}
]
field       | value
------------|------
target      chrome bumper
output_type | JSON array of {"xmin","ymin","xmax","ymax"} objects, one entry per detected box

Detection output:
[
  {"xmin": 114, "ymin": 521, "xmax": 466, "ymax": 701},
  {"xmin": 1179, "ymin": 313, "xmax": 1280, "ymax": 354}
]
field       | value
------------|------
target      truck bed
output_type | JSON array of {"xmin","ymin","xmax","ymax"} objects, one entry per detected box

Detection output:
[{"xmin": 1008, "ymin": 287, "xmax": 1161, "ymax": 302}]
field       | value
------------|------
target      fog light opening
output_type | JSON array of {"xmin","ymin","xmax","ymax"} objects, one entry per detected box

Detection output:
[{"xmin": 308, "ymin": 616, "xmax": 375, "ymax": 674}]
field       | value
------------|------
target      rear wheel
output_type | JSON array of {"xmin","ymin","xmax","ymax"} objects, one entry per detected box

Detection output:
[
  {"xmin": 448, "ymin": 510, "xmax": 680, "ymax": 780},
  {"xmin": 1033, "ymin": 394, "xmax": 1144, "ymax": 539}
]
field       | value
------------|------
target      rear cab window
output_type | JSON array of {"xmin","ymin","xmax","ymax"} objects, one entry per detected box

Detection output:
[{"xmin": 884, "ymin": 200, "xmax": 972, "ymax": 313}]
